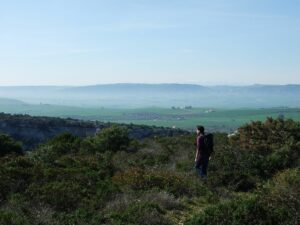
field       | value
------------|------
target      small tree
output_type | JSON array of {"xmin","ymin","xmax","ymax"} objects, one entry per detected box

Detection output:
[{"xmin": 95, "ymin": 125, "xmax": 130, "ymax": 152}]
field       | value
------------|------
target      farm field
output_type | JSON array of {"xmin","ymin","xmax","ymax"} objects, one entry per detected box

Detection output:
[{"xmin": 1, "ymin": 101, "xmax": 299, "ymax": 132}]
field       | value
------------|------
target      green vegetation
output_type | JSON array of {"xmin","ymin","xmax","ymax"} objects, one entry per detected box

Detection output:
[
  {"xmin": 0, "ymin": 133, "xmax": 23, "ymax": 157},
  {"xmin": 0, "ymin": 118, "xmax": 299, "ymax": 224},
  {"xmin": 1, "ymin": 102, "xmax": 300, "ymax": 131},
  {"xmin": 0, "ymin": 113, "xmax": 187, "ymax": 150},
  {"xmin": 186, "ymin": 169, "xmax": 300, "ymax": 225}
]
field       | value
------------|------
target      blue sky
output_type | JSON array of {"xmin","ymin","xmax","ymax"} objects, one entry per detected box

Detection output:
[{"xmin": 0, "ymin": 0, "xmax": 299, "ymax": 85}]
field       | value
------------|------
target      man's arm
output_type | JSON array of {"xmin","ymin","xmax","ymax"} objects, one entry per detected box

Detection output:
[
  {"xmin": 195, "ymin": 149, "xmax": 199, "ymax": 162},
  {"xmin": 195, "ymin": 136, "xmax": 200, "ymax": 162}
]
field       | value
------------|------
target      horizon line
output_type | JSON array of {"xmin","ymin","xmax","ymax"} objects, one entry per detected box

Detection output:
[{"xmin": 0, "ymin": 82, "xmax": 299, "ymax": 87}]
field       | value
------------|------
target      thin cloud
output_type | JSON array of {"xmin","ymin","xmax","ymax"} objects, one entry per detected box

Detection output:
[{"xmin": 199, "ymin": 11, "xmax": 289, "ymax": 19}]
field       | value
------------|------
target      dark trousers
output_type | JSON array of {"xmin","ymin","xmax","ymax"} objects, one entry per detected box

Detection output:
[{"xmin": 195, "ymin": 154, "xmax": 209, "ymax": 177}]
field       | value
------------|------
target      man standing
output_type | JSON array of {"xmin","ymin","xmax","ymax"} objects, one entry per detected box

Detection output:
[{"xmin": 195, "ymin": 125, "xmax": 210, "ymax": 178}]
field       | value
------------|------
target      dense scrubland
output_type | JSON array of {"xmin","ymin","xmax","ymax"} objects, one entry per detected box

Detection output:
[{"xmin": 0, "ymin": 118, "xmax": 299, "ymax": 225}]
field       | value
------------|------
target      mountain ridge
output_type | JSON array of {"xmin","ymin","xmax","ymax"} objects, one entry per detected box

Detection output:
[{"xmin": 0, "ymin": 84, "xmax": 299, "ymax": 108}]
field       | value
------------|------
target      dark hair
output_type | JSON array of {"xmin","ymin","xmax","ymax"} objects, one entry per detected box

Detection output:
[{"xmin": 197, "ymin": 125, "xmax": 205, "ymax": 134}]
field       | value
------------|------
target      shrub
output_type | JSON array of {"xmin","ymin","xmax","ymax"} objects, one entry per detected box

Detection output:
[
  {"xmin": 81, "ymin": 125, "xmax": 130, "ymax": 153},
  {"xmin": 230, "ymin": 118, "xmax": 300, "ymax": 154},
  {"xmin": 0, "ymin": 194, "xmax": 32, "ymax": 225},
  {"xmin": 108, "ymin": 202, "xmax": 171, "ymax": 225},
  {"xmin": 187, "ymin": 168, "xmax": 300, "ymax": 225},
  {"xmin": 95, "ymin": 125, "xmax": 130, "ymax": 152},
  {"xmin": 261, "ymin": 144, "xmax": 299, "ymax": 176},
  {"xmin": 207, "ymin": 138, "xmax": 299, "ymax": 191},
  {"xmin": 30, "ymin": 133, "xmax": 81, "ymax": 164},
  {"xmin": 25, "ymin": 154, "xmax": 118, "ymax": 211},
  {"xmin": 187, "ymin": 195, "xmax": 280, "ymax": 225},
  {"xmin": 55, "ymin": 208, "xmax": 105, "ymax": 225},
  {"xmin": 262, "ymin": 168, "xmax": 300, "ymax": 225},
  {"xmin": 0, "ymin": 156, "xmax": 34, "ymax": 201},
  {"xmin": 112, "ymin": 167, "xmax": 209, "ymax": 197},
  {"xmin": 105, "ymin": 191, "xmax": 183, "ymax": 214},
  {"xmin": 26, "ymin": 181, "xmax": 84, "ymax": 212},
  {"xmin": 141, "ymin": 191, "xmax": 183, "ymax": 210},
  {"xmin": 207, "ymin": 146, "xmax": 262, "ymax": 191},
  {"xmin": 0, "ymin": 133, "xmax": 23, "ymax": 157},
  {"xmin": 0, "ymin": 210, "xmax": 31, "ymax": 225}
]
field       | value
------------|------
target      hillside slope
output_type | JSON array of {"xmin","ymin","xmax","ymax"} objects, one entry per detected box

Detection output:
[
  {"xmin": 0, "ymin": 113, "xmax": 188, "ymax": 150},
  {"xmin": 0, "ymin": 118, "xmax": 299, "ymax": 225}
]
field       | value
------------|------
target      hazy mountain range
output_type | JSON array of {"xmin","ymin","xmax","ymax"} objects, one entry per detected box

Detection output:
[{"xmin": 0, "ymin": 84, "xmax": 299, "ymax": 108}]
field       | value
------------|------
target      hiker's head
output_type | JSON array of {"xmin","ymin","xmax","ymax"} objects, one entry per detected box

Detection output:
[{"xmin": 196, "ymin": 125, "xmax": 205, "ymax": 135}]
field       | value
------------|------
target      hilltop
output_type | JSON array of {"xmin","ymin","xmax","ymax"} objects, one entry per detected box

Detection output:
[{"xmin": 0, "ymin": 98, "xmax": 26, "ymax": 105}]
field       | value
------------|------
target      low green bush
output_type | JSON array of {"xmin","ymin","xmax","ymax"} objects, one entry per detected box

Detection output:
[
  {"xmin": 29, "ymin": 133, "xmax": 81, "ymax": 164},
  {"xmin": 112, "ymin": 167, "xmax": 209, "ymax": 197},
  {"xmin": 94, "ymin": 125, "xmax": 130, "ymax": 153},
  {"xmin": 0, "ymin": 133, "xmax": 23, "ymax": 157},
  {"xmin": 187, "ymin": 168, "xmax": 300, "ymax": 225},
  {"xmin": 55, "ymin": 208, "xmax": 105, "ymax": 225},
  {"xmin": 0, "ymin": 210, "xmax": 31, "ymax": 225},
  {"xmin": 108, "ymin": 202, "xmax": 170, "ymax": 225},
  {"xmin": 0, "ymin": 156, "xmax": 34, "ymax": 201}
]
